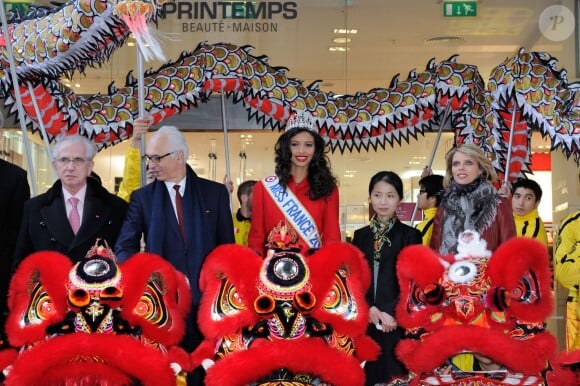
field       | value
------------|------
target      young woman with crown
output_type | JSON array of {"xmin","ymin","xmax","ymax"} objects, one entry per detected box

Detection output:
[{"xmin": 248, "ymin": 111, "xmax": 341, "ymax": 256}]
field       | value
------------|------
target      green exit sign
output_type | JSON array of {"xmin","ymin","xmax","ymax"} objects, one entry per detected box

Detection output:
[{"xmin": 443, "ymin": 1, "xmax": 477, "ymax": 17}]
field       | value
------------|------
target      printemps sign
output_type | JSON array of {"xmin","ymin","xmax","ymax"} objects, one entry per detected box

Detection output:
[{"xmin": 162, "ymin": 1, "xmax": 298, "ymax": 33}]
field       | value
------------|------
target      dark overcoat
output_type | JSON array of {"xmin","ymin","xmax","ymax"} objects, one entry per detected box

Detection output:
[
  {"xmin": 13, "ymin": 177, "xmax": 128, "ymax": 268},
  {"xmin": 352, "ymin": 220, "xmax": 422, "ymax": 385},
  {"xmin": 0, "ymin": 159, "xmax": 30, "ymax": 327},
  {"xmin": 114, "ymin": 165, "xmax": 234, "ymax": 352}
]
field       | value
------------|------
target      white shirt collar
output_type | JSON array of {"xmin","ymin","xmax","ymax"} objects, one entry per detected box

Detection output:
[
  {"xmin": 62, "ymin": 183, "xmax": 88, "ymax": 204},
  {"xmin": 164, "ymin": 176, "xmax": 187, "ymax": 196}
]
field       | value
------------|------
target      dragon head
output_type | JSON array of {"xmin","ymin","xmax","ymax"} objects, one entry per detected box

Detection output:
[
  {"xmin": 192, "ymin": 242, "xmax": 379, "ymax": 386},
  {"xmin": 0, "ymin": 240, "xmax": 191, "ymax": 385},
  {"xmin": 395, "ymin": 232, "xmax": 556, "ymax": 385},
  {"xmin": 488, "ymin": 48, "xmax": 580, "ymax": 176}
]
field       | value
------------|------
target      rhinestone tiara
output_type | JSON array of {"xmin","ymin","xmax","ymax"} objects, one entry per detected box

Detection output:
[{"xmin": 285, "ymin": 111, "xmax": 317, "ymax": 132}]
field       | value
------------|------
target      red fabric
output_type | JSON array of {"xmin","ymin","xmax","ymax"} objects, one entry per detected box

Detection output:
[
  {"xmin": 4, "ymin": 334, "xmax": 176, "ymax": 386},
  {"xmin": 396, "ymin": 237, "xmax": 556, "ymax": 379},
  {"xmin": 530, "ymin": 152, "xmax": 551, "ymax": 171},
  {"xmin": 248, "ymin": 176, "xmax": 340, "ymax": 255},
  {"xmin": 430, "ymin": 196, "xmax": 516, "ymax": 253},
  {"xmin": 3, "ymin": 251, "xmax": 190, "ymax": 384},
  {"xmin": 487, "ymin": 238, "xmax": 554, "ymax": 322},
  {"xmin": 6, "ymin": 251, "xmax": 72, "ymax": 347},
  {"xmin": 203, "ymin": 339, "xmax": 366, "ymax": 386},
  {"xmin": 191, "ymin": 242, "xmax": 379, "ymax": 380},
  {"xmin": 547, "ymin": 350, "xmax": 580, "ymax": 385},
  {"xmin": 196, "ymin": 244, "xmax": 262, "ymax": 339},
  {"xmin": 119, "ymin": 252, "xmax": 191, "ymax": 346},
  {"xmin": 396, "ymin": 245, "xmax": 446, "ymax": 330},
  {"xmin": 307, "ymin": 242, "xmax": 371, "ymax": 336},
  {"xmin": 396, "ymin": 326, "xmax": 556, "ymax": 375}
]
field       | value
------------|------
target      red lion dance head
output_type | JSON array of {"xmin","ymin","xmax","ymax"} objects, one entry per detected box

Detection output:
[
  {"xmin": 191, "ymin": 230, "xmax": 379, "ymax": 386},
  {"xmin": 0, "ymin": 241, "xmax": 192, "ymax": 385},
  {"xmin": 396, "ymin": 231, "xmax": 556, "ymax": 386}
]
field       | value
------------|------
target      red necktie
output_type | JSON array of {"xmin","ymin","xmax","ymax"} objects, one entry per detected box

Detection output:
[
  {"xmin": 68, "ymin": 197, "xmax": 81, "ymax": 235},
  {"xmin": 173, "ymin": 184, "xmax": 186, "ymax": 242}
]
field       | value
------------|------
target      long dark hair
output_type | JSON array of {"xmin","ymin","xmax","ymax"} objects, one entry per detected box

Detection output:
[{"xmin": 274, "ymin": 127, "xmax": 337, "ymax": 200}]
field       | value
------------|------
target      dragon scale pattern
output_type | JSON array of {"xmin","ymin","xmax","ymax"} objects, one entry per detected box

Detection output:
[{"xmin": 0, "ymin": 1, "xmax": 577, "ymax": 182}]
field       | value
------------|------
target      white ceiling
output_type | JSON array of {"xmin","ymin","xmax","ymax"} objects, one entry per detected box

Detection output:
[
  {"xmin": 64, "ymin": 0, "xmax": 572, "ymax": 96},
  {"xmin": 60, "ymin": 0, "xmax": 570, "ymax": 153}
]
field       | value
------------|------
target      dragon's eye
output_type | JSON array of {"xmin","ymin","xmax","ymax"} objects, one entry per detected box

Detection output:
[
  {"xmin": 448, "ymin": 261, "xmax": 477, "ymax": 284},
  {"xmin": 273, "ymin": 258, "xmax": 299, "ymax": 281},
  {"xmin": 83, "ymin": 259, "xmax": 110, "ymax": 278}
]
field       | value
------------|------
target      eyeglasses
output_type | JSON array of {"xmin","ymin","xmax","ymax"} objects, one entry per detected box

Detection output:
[
  {"xmin": 141, "ymin": 151, "xmax": 176, "ymax": 164},
  {"xmin": 56, "ymin": 157, "xmax": 87, "ymax": 167}
]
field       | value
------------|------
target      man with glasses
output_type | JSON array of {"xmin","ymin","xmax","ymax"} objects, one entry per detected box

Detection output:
[
  {"xmin": 13, "ymin": 134, "xmax": 128, "ymax": 268},
  {"xmin": 114, "ymin": 123, "xmax": 234, "ymax": 385}
]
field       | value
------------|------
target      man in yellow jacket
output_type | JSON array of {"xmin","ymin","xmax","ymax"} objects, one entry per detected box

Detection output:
[
  {"xmin": 233, "ymin": 180, "xmax": 256, "ymax": 246},
  {"xmin": 117, "ymin": 118, "xmax": 155, "ymax": 202},
  {"xmin": 511, "ymin": 178, "xmax": 548, "ymax": 246},
  {"xmin": 415, "ymin": 174, "xmax": 443, "ymax": 246},
  {"xmin": 554, "ymin": 210, "xmax": 580, "ymax": 350}
]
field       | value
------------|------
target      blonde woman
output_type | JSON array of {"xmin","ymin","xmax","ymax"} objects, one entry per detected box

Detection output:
[{"xmin": 430, "ymin": 143, "xmax": 516, "ymax": 254}]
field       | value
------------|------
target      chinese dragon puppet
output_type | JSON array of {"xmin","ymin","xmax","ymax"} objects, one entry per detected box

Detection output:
[
  {"xmin": 190, "ymin": 224, "xmax": 379, "ymax": 386},
  {"xmin": 395, "ymin": 231, "xmax": 567, "ymax": 385},
  {"xmin": 0, "ymin": 241, "xmax": 192, "ymax": 385},
  {"xmin": 0, "ymin": 0, "xmax": 578, "ymax": 184}
]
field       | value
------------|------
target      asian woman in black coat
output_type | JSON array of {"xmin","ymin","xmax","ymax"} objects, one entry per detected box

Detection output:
[{"xmin": 352, "ymin": 171, "xmax": 422, "ymax": 386}]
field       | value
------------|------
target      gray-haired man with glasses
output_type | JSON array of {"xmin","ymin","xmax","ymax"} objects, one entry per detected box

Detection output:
[
  {"xmin": 115, "ymin": 122, "xmax": 234, "ymax": 385},
  {"xmin": 13, "ymin": 134, "xmax": 127, "ymax": 269}
]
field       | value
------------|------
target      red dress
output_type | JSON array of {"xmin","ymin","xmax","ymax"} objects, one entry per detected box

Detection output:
[{"xmin": 248, "ymin": 176, "xmax": 341, "ymax": 256}]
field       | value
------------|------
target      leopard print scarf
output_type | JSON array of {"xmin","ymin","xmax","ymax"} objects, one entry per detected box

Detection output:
[{"xmin": 369, "ymin": 214, "xmax": 396, "ymax": 266}]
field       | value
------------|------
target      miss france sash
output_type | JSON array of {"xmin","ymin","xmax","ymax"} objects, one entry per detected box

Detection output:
[{"xmin": 262, "ymin": 175, "xmax": 321, "ymax": 248}]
